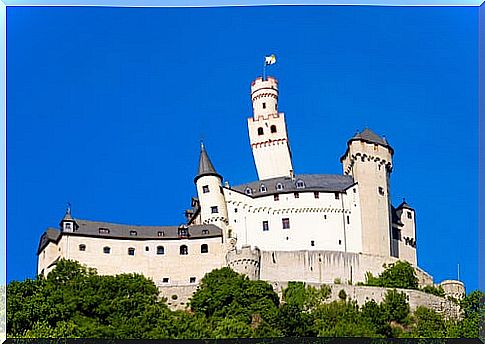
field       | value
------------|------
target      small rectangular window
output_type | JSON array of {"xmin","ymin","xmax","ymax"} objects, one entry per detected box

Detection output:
[
  {"xmin": 294, "ymin": 192, "xmax": 299, "ymax": 199},
  {"xmin": 346, "ymin": 216, "xmax": 350, "ymax": 224},
  {"xmin": 262, "ymin": 221, "xmax": 269, "ymax": 231},
  {"xmin": 145, "ymin": 246, "xmax": 149, "ymax": 251},
  {"xmin": 262, "ymin": 102, "xmax": 266, "ymax": 109},
  {"xmin": 274, "ymin": 194, "xmax": 279, "ymax": 201},
  {"xmin": 378, "ymin": 187, "xmax": 385, "ymax": 196},
  {"xmin": 311, "ymin": 240, "xmax": 315, "ymax": 246},
  {"xmin": 211, "ymin": 206, "xmax": 218, "ymax": 214},
  {"xmin": 202, "ymin": 185, "xmax": 209, "ymax": 193},
  {"xmin": 99, "ymin": 228, "xmax": 110, "ymax": 234},
  {"xmin": 190, "ymin": 277, "xmax": 196, "ymax": 283},
  {"xmin": 282, "ymin": 218, "xmax": 290, "ymax": 229},
  {"xmin": 407, "ymin": 211, "xmax": 412, "ymax": 219},
  {"xmin": 130, "ymin": 230, "xmax": 137, "ymax": 236},
  {"xmin": 158, "ymin": 231, "xmax": 165, "ymax": 237},
  {"xmin": 314, "ymin": 192, "xmax": 319, "ymax": 199},
  {"xmin": 162, "ymin": 277, "xmax": 169, "ymax": 283},
  {"xmin": 334, "ymin": 193, "xmax": 340, "ymax": 200}
]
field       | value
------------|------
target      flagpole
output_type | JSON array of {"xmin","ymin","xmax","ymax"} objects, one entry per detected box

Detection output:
[{"xmin": 263, "ymin": 58, "xmax": 266, "ymax": 81}]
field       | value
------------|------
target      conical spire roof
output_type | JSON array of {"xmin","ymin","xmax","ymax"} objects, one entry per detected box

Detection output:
[{"xmin": 194, "ymin": 143, "xmax": 221, "ymax": 183}]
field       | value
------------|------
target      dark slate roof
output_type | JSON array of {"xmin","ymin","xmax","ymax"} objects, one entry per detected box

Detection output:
[
  {"xmin": 348, "ymin": 128, "xmax": 393, "ymax": 151},
  {"xmin": 194, "ymin": 143, "xmax": 221, "ymax": 183},
  {"xmin": 37, "ymin": 220, "xmax": 222, "ymax": 255},
  {"xmin": 231, "ymin": 174, "xmax": 355, "ymax": 197},
  {"xmin": 397, "ymin": 200, "xmax": 413, "ymax": 210}
]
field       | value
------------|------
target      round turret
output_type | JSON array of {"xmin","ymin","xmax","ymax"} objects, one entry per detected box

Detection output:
[
  {"xmin": 251, "ymin": 76, "xmax": 278, "ymax": 119},
  {"xmin": 226, "ymin": 245, "xmax": 261, "ymax": 280},
  {"xmin": 440, "ymin": 280, "xmax": 465, "ymax": 300}
]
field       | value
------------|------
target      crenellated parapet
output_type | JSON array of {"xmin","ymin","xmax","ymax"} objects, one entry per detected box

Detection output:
[
  {"xmin": 226, "ymin": 245, "xmax": 261, "ymax": 280},
  {"xmin": 440, "ymin": 280, "xmax": 465, "ymax": 300}
]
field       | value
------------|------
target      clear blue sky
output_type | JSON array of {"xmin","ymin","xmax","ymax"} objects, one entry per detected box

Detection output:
[{"xmin": 7, "ymin": 5, "xmax": 479, "ymax": 291}]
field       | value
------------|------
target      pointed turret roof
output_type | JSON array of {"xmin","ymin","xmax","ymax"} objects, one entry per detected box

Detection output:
[
  {"xmin": 194, "ymin": 143, "xmax": 222, "ymax": 183},
  {"xmin": 349, "ymin": 128, "xmax": 393, "ymax": 152},
  {"xmin": 397, "ymin": 198, "xmax": 413, "ymax": 210}
]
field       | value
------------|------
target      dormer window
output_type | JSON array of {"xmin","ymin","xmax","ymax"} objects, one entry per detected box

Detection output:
[
  {"xmin": 296, "ymin": 180, "xmax": 305, "ymax": 189},
  {"xmin": 260, "ymin": 184, "xmax": 267, "ymax": 193},
  {"xmin": 178, "ymin": 226, "xmax": 189, "ymax": 238},
  {"xmin": 99, "ymin": 228, "xmax": 110, "ymax": 235},
  {"xmin": 202, "ymin": 229, "xmax": 209, "ymax": 235},
  {"xmin": 130, "ymin": 230, "xmax": 137, "ymax": 236},
  {"xmin": 64, "ymin": 222, "xmax": 72, "ymax": 231},
  {"xmin": 158, "ymin": 231, "xmax": 165, "ymax": 237},
  {"xmin": 276, "ymin": 183, "xmax": 284, "ymax": 191},
  {"xmin": 245, "ymin": 187, "xmax": 253, "ymax": 195}
]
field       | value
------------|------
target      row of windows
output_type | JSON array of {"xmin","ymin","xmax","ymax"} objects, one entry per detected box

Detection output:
[
  {"xmin": 161, "ymin": 277, "xmax": 197, "ymax": 284},
  {"xmin": 202, "ymin": 185, "xmax": 224, "ymax": 194},
  {"xmin": 78, "ymin": 244, "xmax": 209, "ymax": 255},
  {"xmin": 261, "ymin": 215, "xmax": 350, "ymax": 231},
  {"xmin": 257, "ymin": 124, "xmax": 277, "ymax": 136},
  {"xmin": 98, "ymin": 227, "xmax": 168, "ymax": 238}
]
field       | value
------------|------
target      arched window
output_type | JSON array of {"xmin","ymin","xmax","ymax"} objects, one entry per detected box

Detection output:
[
  {"xmin": 295, "ymin": 180, "xmax": 305, "ymax": 189},
  {"xmin": 103, "ymin": 246, "xmax": 110, "ymax": 254},
  {"xmin": 128, "ymin": 247, "xmax": 135, "ymax": 256},
  {"xmin": 257, "ymin": 127, "xmax": 264, "ymax": 135},
  {"xmin": 270, "ymin": 125, "xmax": 277, "ymax": 133},
  {"xmin": 79, "ymin": 244, "xmax": 86, "ymax": 251},
  {"xmin": 260, "ymin": 184, "xmax": 267, "ymax": 192},
  {"xmin": 157, "ymin": 246, "xmax": 165, "ymax": 255},
  {"xmin": 245, "ymin": 187, "xmax": 253, "ymax": 195},
  {"xmin": 276, "ymin": 183, "xmax": 284, "ymax": 191},
  {"xmin": 180, "ymin": 245, "xmax": 188, "ymax": 255},
  {"xmin": 201, "ymin": 244, "xmax": 208, "ymax": 254}
]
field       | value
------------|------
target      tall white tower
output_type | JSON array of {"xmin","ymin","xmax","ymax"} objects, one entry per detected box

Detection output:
[
  {"xmin": 194, "ymin": 143, "xmax": 229, "ymax": 239},
  {"xmin": 247, "ymin": 76, "xmax": 294, "ymax": 180},
  {"xmin": 341, "ymin": 129, "xmax": 393, "ymax": 258}
]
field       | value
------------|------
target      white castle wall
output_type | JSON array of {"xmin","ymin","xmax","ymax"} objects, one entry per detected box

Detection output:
[
  {"xmin": 224, "ymin": 186, "xmax": 363, "ymax": 254},
  {"xmin": 39, "ymin": 235, "xmax": 225, "ymax": 286}
]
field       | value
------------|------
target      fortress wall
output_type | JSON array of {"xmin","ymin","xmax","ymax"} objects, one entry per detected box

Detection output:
[
  {"xmin": 157, "ymin": 284, "xmax": 198, "ymax": 311},
  {"xmin": 269, "ymin": 281, "xmax": 461, "ymax": 319},
  {"xmin": 260, "ymin": 250, "xmax": 433, "ymax": 286}
]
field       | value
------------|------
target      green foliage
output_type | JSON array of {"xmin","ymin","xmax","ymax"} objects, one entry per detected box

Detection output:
[
  {"xmin": 7, "ymin": 260, "xmax": 483, "ymax": 339},
  {"xmin": 421, "ymin": 285, "xmax": 445, "ymax": 297},
  {"xmin": 338, "ymin": 289, "xmax": 347, "ymax": 301},
  {"xmin": 365, "ymin": 261, "xmax": 419, "ymax": 290}
]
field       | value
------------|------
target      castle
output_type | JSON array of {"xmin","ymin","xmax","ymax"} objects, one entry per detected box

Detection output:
[{"xmin": 37, "ymin": 75, "xmax": 465, "ymax": 312}]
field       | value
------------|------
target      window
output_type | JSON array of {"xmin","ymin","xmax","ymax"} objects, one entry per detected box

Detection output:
[
  {"xmin": 158, "ymin": 231, "xmax": 165, "ymax": 237},
  {"xmin": 245, "ymin": 188, "xmax": 253, "ymax": 195},
  {"xmin": 99, "ymin": 227, "xmax": 110, "ymax": 235},
  {"xmin": 353, "ymin": 188, "xmax": 356, "ymax": 193},
  {"xmin": 324, "ymin": 215, "xmax": 327, "ymax": 220},
  {"xmin": 145, "ymin": 246, "xmax": 149, "ymax": 251},
  {"xmin": 274, "ymin": 194, "xmax": 279, "ymax": 201},
  {"xmin": 157, "ymin": 246, "xmax": 165, "ymax": 255},
  {"xmin": 346, "ymin": 216, "xmax": 350, "ymax": 224},
  {"xmin": 180, "ymin": 245, "xmax": 188, "ymax": 255},
  {"xmin": 202, "ymin": 185, "xmax": 209, "ymax": 193},
  {"xmin": 262, "ymin": 102, "xmax": 266, "ymax": 109},
  {"xmin": 130, "ymin": 230, "xmax": 137, "ymax": 236},
  {"xmin": 65, "ymin": 222, "xmax": 72, "ymax": 230},
  {"xmin": 190, "ymin": 277, "xmax": 196, "ymax": 283},
  {"xmin": 258, "ymin": 127, "xmax": 264, "ymax": 135},
  {"xmin": 162, "ymin": 277, "xmax": 169, "ymax": 283},
  {"xmin": 311, "ymin": 240, "xmax": 315, "ymax": 247},
  {"xmin": 262, "ymin": 221, "xmax": 269, "ymax": 231},
  {"xmin": 276, "ymin": 183, "xmax": 284, "ymax": 191},
  {"xmin": 79, "ymin": 244, "xmax": 86, "ymax": 251},
  {"xmin": 103, "ymin": 247, "xmax": 110, "ymax": 254},
  {"xmin": 128, "ymin": 247, "xmax": 135, "ymax": 256},
  {"xmin": 178, "ymin": 227, "xmax": 189, "ymax": 238},
  {"xmin": 201, "ymin": 244, "xmax": 208, "ymax": 253},
  {"xmin": 211, "ymin": 206, "xmax": 219, "ymax": 214},
  {"xmin": 234, "ymin": 208, "xmax": 238, "ymax": 213},
  {"xmin": 296, "ymin": 180, "xmax": 305, "ymax": 188},
  {"xmin": 270, "ymin": 125, "xmax": 277, "ymax": 133},
  {"xmin": 314, "ymin": 192, "xmax": 319, "ymax": 199},
  {"xmin": 378, "ymin": 187, "xmax": 385, "ymax": 196},
  {"xmin": 202, "ymin": 229, "xmax": 209, "ymax": 235},
  {"xmin": 260, "ymin": 184, "xmax": 267, "ymax": 192},
  {"xmin": 334, "ymin": 192, "xmax": 340, "ymax": 200},
  {"xmin": 338, "ymin": 240, "xmax": 342, "ymax": 245},
  {"xmin": 282, "ymin": 218, "xmax": 290, "ymax": 229},
  {"xmin": 407, "ymin": 211, "xmax": 412, "ymax": 219},
  {"xmin": 294, "ymin": 192, "xmax": 299, "ymax": 198}
]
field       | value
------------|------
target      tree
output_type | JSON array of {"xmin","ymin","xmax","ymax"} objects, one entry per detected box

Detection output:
[
  {"xmin": 365, "ymin": 261, "xmax": 419, "ymax": 290},
  {"xmin": 410, "ymin": 306, "xmax": 446, "ymax": 338}
]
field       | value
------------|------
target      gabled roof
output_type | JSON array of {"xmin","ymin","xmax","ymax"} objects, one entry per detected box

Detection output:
[
  {"xmin": 231, "ymin": 174, "xmax": 355, "ymax": 198},
  {"xmin": 37, "ymin": 220, "xmax": 223, "ymax": 255},
  {"xmin": 397, "ymin": 199, "xmax": 413, "ymax": 210},
  {"xmin": 194, "ymin": 143, "xmax": 221, "ymax": 183}
]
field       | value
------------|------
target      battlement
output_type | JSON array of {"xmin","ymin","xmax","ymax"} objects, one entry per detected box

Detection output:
[
  {"xmin": 226, "ymin": 245, "xmax": 261, "ymax": 280},
  {"xmin": 439, "ymin": 280, "xmax": 465, "ymax": 300},
  {"xmin": 251, "ymin": 76, "xmax": 278, "ymax": 92},
  {"xmin": 247, "ymin": 113, "xmax": 282, "ymax": 123}
]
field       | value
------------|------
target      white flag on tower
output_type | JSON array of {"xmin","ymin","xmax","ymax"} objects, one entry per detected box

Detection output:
[{"xmin": 265, "ymin": 54, "xmax": 276, "ymax": 65}]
